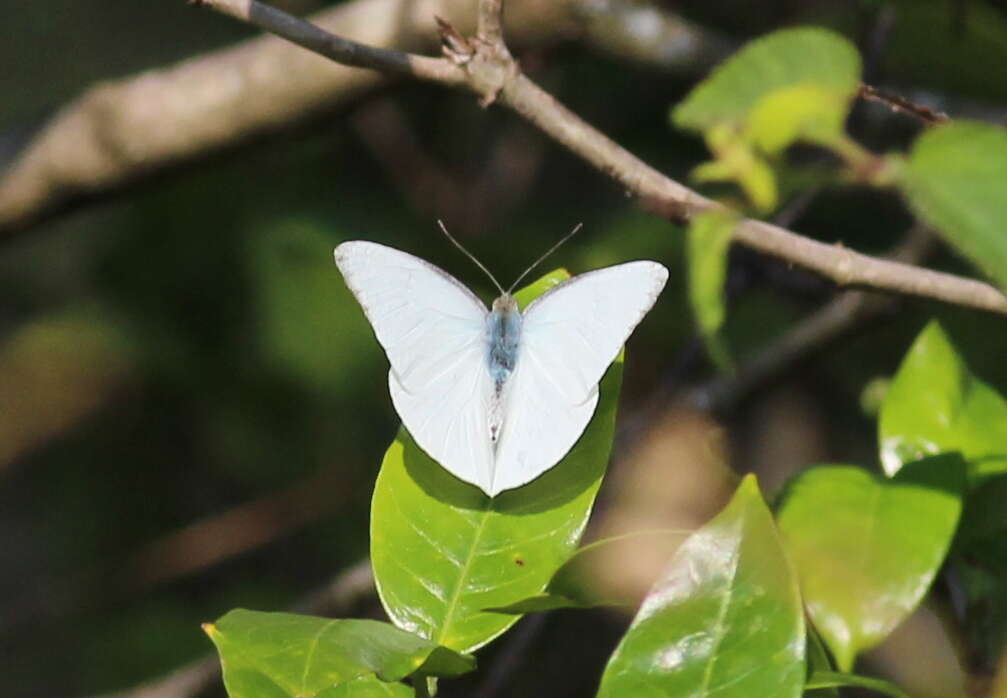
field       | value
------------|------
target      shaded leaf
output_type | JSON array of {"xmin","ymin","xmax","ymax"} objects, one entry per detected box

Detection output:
[
  {"xmin": 776, "ymin": 455, "xmax": 966, "ymax": 670},
  {"xmin": 597, "ymin": 475, "xmax": 805, "ymax": 698},
  {"xmin": 879, "ymin": 321, "xmax": 1007, "ymax": 479},
  {"xmin": 902, "ymin": 121, "xmax": 1007, "ymax": 293},
  {"xmin": 204, "ymin": 610, "xmax": 475, "ymax": 698},
  {"xmin": 371, "ymin": 270, "xmax": 622, "ymax": 653},
  {"xmin": 805, "ymin": 671, "xmax": 910, "ymax": 698}
]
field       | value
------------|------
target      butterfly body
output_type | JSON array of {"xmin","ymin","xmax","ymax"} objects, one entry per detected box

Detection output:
[{"xmin": 335, "ymin": 240, "xmax": 668, "ymax": 496}]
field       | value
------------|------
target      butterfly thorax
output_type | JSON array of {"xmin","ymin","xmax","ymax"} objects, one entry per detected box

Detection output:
[{"xmin": 486, "ymin": 295, "xmax": 522, "ymax": 443}]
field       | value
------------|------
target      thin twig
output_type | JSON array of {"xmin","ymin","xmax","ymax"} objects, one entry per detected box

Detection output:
[
  {"xmin": 189, "ymin": 0, "xmax": 1007, "ymax": 316},
  {"xmin": 859, "ymin": 83, "xmax": 950, "ymax": 125}
]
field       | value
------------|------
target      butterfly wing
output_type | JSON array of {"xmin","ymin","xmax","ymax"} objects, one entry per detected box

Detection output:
[
  {"xmin": 335, "ymin": 241, "xmax": 495, "ymax": 490},
  {"xmin": 490, "ymin": 261, "xmax": 668, "ymax": 494}
]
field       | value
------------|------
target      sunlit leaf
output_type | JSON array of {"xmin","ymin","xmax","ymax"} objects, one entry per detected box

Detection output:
[
  {"xmin": 597, "ymin": 475, "xmax": 805, "ymax": 698},
  {"xmin": 488, "ymin": 530, "xmax": 686, "ymax": 614},
  {"xmin": 326, "ymin": 675, "xmax": 413, "ymax": 698},
  {"xmin": 687, "ymin": 209, "xmax": 737, "ymax": 370},
  {"xmin": 776, "ymin": 455, "xmax": 965, "ymax": 671},
  {"xmin": 879, "ymin": 321, "xmax": 1007, "ymax": 479},
  {"xmin": 370, "ymin": 270, "xmax": 622, "ymax": 653},
  {"xmin": 204, "ymin": 610, "xmax": 475, "ymax": 698},
  {"xmin": 902, "ymin": 121, "xmax": 1007, "ymax": 293}
]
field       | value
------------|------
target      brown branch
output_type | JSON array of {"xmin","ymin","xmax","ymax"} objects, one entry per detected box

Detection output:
[
  {"xmin": 477, "ymin": 0, "xmax": 506, "ymax": 47},
  {"xmin": 0, "ymin": 0, "xmax": 602, "ymax": 237},
  {"xmin": 190, "ymin": 0, "xmax": 469, "ymax": 86},
  {"xmin": 184, "ymin": 0, "xmax": 1007, "ymax": 317}
]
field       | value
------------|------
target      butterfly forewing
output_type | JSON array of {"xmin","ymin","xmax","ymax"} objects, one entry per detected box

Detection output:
[
  {"xmin": 491, "ymin": 261, "xmax": 669, "ymax": 494},
  {"xmin": 335, "ymin": 241, "xmax": 497, "ymax": 491}
]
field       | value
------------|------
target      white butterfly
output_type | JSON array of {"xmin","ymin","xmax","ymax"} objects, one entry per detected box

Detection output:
[{"xmin": 335, "ymin": 237, "xmax": 668, "ymax": 496}]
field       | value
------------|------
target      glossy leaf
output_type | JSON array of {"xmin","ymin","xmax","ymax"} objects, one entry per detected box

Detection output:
[
  {"xmin": 204, "ymin": 610, "xmax": 475, "ymax": 698},
  {"xmin": 488, "ymin": 530, "xmax": 686, "ymax": 614},
  {"xmin": 879, "ymin": 321, "xmax": 1007, "ymax": 479},
  {"xmin": 673, "ymin": 27, "xmax": 861, "ymax": 134},
  {"xmin": 805, "ymin": 671, "xmax": 910, "ymax": 698},
  {"xmin": 902, "ymin": 121, "xmax": 1007, "ymax": 293},
  {"xmin": 371, "ymin": 270, "xmax": 623, "ymax": 653},
  {"xmin": 776, "ymin": 455, "xmax": 966, "ymax": 671},
  {"xmin": 687, "ymin": 209, "xmax": 737, "ymax": 370},
  {"xmin": 597, "ymin": 476, "xmax": 805, "ymax": 698},
  {"xmin": 327, "ymin": 676, "xmax": 413, "ymax": 698}
]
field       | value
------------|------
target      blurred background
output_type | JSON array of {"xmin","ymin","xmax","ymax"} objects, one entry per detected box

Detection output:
[{"xmin": 3, "ymin": 0, "xmax": 1007, "ymax": 696}]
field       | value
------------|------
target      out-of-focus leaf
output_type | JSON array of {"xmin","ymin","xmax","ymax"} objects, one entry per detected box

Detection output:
[
  {"xmin": 370, "ymin": 270, "xmax": 622, "ymax": 653},
  {"xmin": 673, "ymin": 28, "xmax": 861, "ymax": 132},
  {"xmin": 805, "ymin": 671, "xmax": 910, "ymax": 698},
  {"xmin": 902, "ymin": 121, "xmax": 1007, "ymax": 293},
  {"xmin": 747, "ymin": 84, "xmax": 850, "ymax": 154},
  {"xmin": 248, "ymin": 219, "xmax": 370, "ymax": 393},
  {"xmin": 597, "ymin": 476, "xmax": 805, "ymax": 698},
  {"xmin": 488, "ymin": 530, "xmax": 686, "ymax": 614},
  {"xmin": 879, "ymin": 321, "xmax": 1007, "ymax": 479},
  {"xmin": 672, "ymin": 28, "xmax": 860, "ymax": 211},
  {"xmin": 204, "ymin": 610, "xmax": 475, "ymax": 698},
  {"xmin": 687, "ymin": 209, "xmax": 737, "ymax": 370},
  {"xmin": 776, "ymin": 455, "xmax": 966, "ymax": 671}
]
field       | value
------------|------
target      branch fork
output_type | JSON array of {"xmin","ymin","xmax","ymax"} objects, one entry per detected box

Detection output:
[{"xmin": 436, "ymin": 16, "xmax": 517, "ymax": 107}]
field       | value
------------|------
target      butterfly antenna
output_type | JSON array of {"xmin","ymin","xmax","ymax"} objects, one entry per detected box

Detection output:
[
  {"xmin": 506, "ymin": 222, "xmax": 583, "ymax": 294},
  {"xmin": 437, "ymin": 220, "xmax": 506, "ymax": 295}
]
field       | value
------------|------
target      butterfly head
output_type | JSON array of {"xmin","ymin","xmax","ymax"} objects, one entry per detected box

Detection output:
[{"xmin": 491, "ymin": 295, "xmax": 518, "ymax": 315}]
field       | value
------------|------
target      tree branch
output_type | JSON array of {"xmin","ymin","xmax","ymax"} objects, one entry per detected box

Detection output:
[{"xmin": 189, "ymin": 0, "xmax": 1007, "ymax": 316}]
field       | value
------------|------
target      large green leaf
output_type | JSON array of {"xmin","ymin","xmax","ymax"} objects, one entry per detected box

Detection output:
[
  {"xmin": 673, "ymin": 27, "xmax": 861, "ymax": 135},
  {"xmin": 327, "ymin": 675, "xmax": 413, "ymax": 698},
  {"xmin": 597, "ymin": 476, "xmax": 805, "ymax": 698},
  {"xmin": 488, "ymin": 530, "xmax": 687, "ymax": 614},
  {"xmin": 776, "ymin": 455, "xmax": 966, "ymax": 671},
  {"xmin": 878, "ymin": 321, "xmax": 1007, "ymax": 479},
  {"xmin": 902, "ymin": 121, "xmax": 1007, "ymax": 293},
  {"xmin": 370, "ymin": 270, "xmax": 623, "ymax": 653},
  {"xmin": 204, "ymin": 610, "xmax": 475, "ymax": 698}
]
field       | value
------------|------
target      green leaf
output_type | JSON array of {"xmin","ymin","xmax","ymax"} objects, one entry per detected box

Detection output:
[
  {"xmin": 673, "ymin": 27, "xmax": 861, "ymax": 134},
  {"xmin": 804, "ymin": 629, "xmax": 839, "ymax": 698},
  {"xmin": 204, "ymin": 610, "xmax": 475, "ymax": 698},
  {"xmin": 488, "ymin": 530, "xmax": 687, "ymax": 614},
  {"xmin": 747, "ymin": 84, "xmax": 851, "ymax": 154},
  {"xmin": 805, "ymin": 671, "xmax": 910, "ymax": 698},
  {"xmin": 879, "ymin": 321, "xmax": 1007, "ymax": 479},
  {"xmin": 902, "ymin": 121, "xmax": 1007, "ymax": 293},
  {"xmin": 370, "ymin": 270, "xmax": 622, "ymax": 653},
  {"xmin": 687, "ymin": 209, "xmax": 737, "ymax": 370},
  {"xmin": 776, "ymin": 455, "xmax": 966, "ymax": 671},
  {"xmin": 597, "ymin": 476, "xmax": 805, "ymax": 698},
  {"xmin": 326, "ymin": 675, "xmax": 413, "ymax": 698}
]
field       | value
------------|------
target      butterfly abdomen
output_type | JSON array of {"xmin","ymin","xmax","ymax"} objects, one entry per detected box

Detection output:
[{"xmin": 487, "ymin": 295, "xmax": 522, "ymax": 443}]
